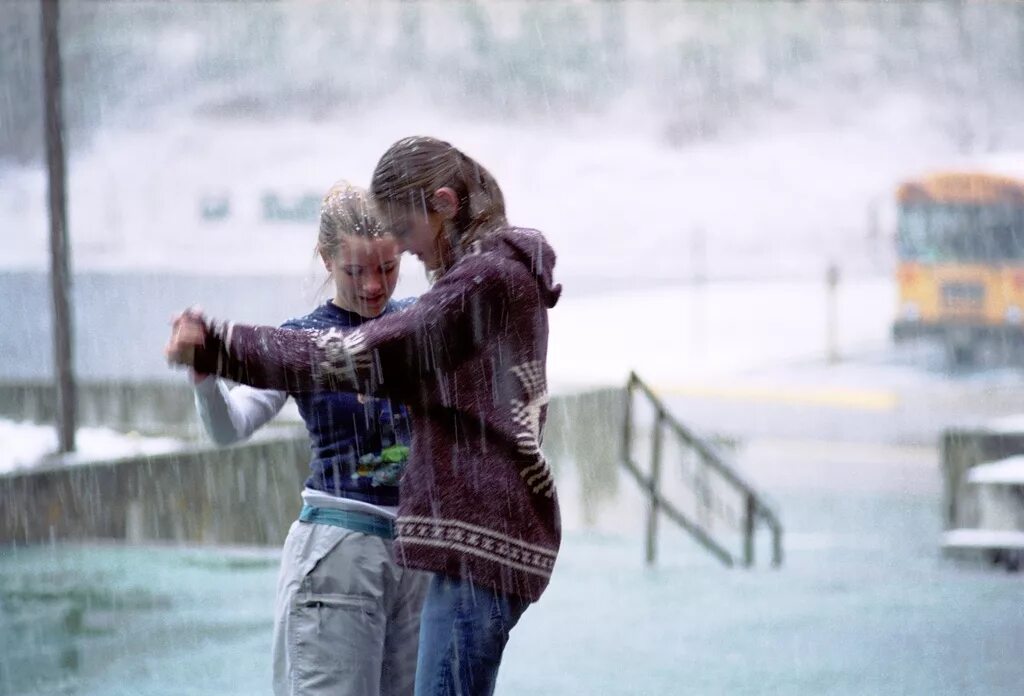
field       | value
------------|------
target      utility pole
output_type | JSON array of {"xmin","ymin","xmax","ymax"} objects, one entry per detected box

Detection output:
[
  {"xmin": 826, "ymin": 262, "xmax": 840, "ymax": 364},
  {"xmin": 41, "ymin": 0, "xmax": 76, "ymax": 453}
]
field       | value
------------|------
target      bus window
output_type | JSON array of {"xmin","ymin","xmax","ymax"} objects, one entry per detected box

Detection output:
[{"xmin": 897, "ymin": 203, "xmax": 1024, "ymax": 263}]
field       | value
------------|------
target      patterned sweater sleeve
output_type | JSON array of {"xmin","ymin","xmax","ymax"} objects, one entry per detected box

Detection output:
[{"xmin": 192, "ymin": 255, "xmax": 508, "ymax": 400}]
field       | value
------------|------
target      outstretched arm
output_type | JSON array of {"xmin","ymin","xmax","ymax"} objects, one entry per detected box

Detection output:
[{"xmin": 167, "ymin": 255, "xmax": 510, "ymax": 401}]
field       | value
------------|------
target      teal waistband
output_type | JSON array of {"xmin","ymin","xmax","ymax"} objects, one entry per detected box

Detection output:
[{"xmin": 299, "ymin": 504, "xmax": 395, "ymax": 540}]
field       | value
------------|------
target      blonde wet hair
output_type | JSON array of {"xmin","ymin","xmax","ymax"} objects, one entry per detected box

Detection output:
[{"xmin": 317, "ymin": 180, "xmax": 388, "ymax": 260}]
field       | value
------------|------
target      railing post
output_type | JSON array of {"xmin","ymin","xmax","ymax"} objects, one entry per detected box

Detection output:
[
  {"xmin": 645, "ymin": 411, "xmax": 665, "ymax": 566},
  {"xmin": 623, "ymin": 374, "xmax": 634, "ymax": 468},
  {"xmin": 772, "ymin": 521, "xmax": 783, "ymax": 568},
  {"xmin": 743, "ymin": 492, "xmax": 756, "ymax": 568},
  {"xmin": 826, "ymin": 262, "xmax": 840, "ymax": 364}
]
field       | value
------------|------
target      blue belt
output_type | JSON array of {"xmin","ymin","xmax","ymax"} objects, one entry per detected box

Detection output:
[{"xmin": 298, "ymin": 504, "xmax": 395, "ymax": 540}]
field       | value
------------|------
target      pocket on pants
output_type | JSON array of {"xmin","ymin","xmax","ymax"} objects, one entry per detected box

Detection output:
[
  {"xmin": 285, "ymin": 531, "xmax": 391, "ymax": 693},
  {"xmin": 292, "ymin": 589, "xmax": 379, "ymax": 641},
  {"xmin": 289, "ymin": 590, "xmax": 385, "ymax": 692},
  {"xmin": 295, "ymin": 591, "xmax": 378, "ymax": 613}
]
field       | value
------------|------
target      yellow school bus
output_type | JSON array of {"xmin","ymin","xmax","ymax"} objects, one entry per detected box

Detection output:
[{"xmin": 893, "ymin": 165, "xmax": 1024, "ymax": 361}]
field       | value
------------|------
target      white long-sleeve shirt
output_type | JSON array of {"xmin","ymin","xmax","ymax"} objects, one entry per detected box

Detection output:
[
  {"xmin": 193, "ymin": 376, "xmax": 288, "ymax": 445},
  {"xmin": 192, "ymin": 376, "xmax": 397, "ymax": 518}
]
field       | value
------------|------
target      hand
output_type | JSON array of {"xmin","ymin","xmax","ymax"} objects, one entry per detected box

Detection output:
[{"xmin": 165, "ymin": 308, "xmax": 207, "ymax": 369}]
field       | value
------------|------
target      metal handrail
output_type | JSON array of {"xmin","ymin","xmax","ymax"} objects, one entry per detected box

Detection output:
[{"xmin": 624, "ymin": 371, "xmax": 783, "ymax": 568}]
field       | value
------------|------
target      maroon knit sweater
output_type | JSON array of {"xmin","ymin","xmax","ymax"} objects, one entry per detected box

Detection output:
[{"xmin": 192, "ymin": 227, "xmax": 562, "ymax": 601}]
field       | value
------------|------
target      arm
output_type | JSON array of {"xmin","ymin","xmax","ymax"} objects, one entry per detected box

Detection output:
[
  {"xmin": 192, "ymin": 375, "xmax": 288, "ymax": 445},
  {"xmin": 187, "ymin": 255, "xmax": 509, "ymax": 401}
]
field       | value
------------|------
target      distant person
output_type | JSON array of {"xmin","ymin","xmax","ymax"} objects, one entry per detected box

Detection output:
[
  {"xmin": 185, "ymin": 182, "xmax": 426, "ymax": 696},
  {"xmin": 167, "ymin": 137, "xmax": 563, "ymax": 696}
]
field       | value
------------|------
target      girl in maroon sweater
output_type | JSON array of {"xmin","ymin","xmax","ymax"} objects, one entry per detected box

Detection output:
[{"xmin": 167, "ymin": 137, "xmax": 562, "ymax": 696}]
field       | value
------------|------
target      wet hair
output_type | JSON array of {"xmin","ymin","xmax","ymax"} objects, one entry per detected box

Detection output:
[
  {"xmin": 317, "ymin": 180, "xmax": 388, "ymax": 260},
  {"xmin": 369, "ymin": 136, "xmax": 507, "ymax": 255}
]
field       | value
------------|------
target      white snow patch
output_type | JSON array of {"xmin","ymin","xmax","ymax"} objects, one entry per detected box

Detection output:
[{"xmin": 0, "ymin": 419, "xmax": 183, "ymax": 475}]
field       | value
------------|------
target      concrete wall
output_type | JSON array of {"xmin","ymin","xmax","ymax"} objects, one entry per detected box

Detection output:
[
  {"xmin": 0, "ymin": 437, "xmax": 309, "ymax": 546},
  {"xmin": 0, "ymin": 387, "xmax": 627, "ymax": 547},
  {"xmin": 0, "ymin": 381, "xmax": 199, "ymax": 436},
  {"xmin": 543, "ymin": 387, "xmax": 627, "ymax": 526}
]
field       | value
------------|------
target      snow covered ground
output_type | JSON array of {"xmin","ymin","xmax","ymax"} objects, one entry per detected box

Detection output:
[
  {"xmin": 547, "ymin": 275, "xmax": 893, "ymax": 391},
  {"xmin": 0, "ymin": 419, "xmax": 182, "ymax": 475}
]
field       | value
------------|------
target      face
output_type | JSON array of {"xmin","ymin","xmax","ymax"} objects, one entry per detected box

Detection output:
[
  {"xmin": 380, "ymin": 189, "xmax": 457, "ymax": 272},
  {"xmin": 323, "ymin": 235, "xmax": 401, "ymax": 318},
  {"xmin": 383, "ymin": 206, "xmax": 446, "ymax": 271}
]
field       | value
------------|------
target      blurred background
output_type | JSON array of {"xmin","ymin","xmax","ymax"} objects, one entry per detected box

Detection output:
[{"xmin": 3, "ymin": 2, "xmax": 1024, "ymax": 695}]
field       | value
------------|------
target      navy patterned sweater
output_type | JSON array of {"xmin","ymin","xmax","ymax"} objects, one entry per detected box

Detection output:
[{"xmin": 281, "ymin": 298, "xmax": 414, "ymax": 506}]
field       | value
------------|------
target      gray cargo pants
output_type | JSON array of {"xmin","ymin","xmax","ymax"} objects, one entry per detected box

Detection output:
[{"xmin": 272, "ymin": 520, "xmax": 428, "ymax": 696}]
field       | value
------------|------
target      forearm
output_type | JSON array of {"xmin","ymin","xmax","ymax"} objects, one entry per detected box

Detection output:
[
  {"xmin": 193, "ymin": 322, "xmax": 359, "ymax": 394},
  {"xmin": 191, "ymin": 259, "xmax": 504, "ymax": 396},
  {"xmin": 193, "ymin": 376, "xmax": 288, "ymax": 444}
]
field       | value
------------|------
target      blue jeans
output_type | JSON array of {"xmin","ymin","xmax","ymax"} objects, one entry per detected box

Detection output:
[{"xmin": 414, "ymin": 574, "xmax": 529, "ymax": 696}]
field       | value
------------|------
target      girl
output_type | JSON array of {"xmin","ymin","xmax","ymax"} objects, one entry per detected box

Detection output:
[
  {"xmin": 187, "ymin": 182, "xmax": 427, "ymax": 696},
  {"xmin": 167, "ymin": 137, "xmax": 562, "ymax": 696}
]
